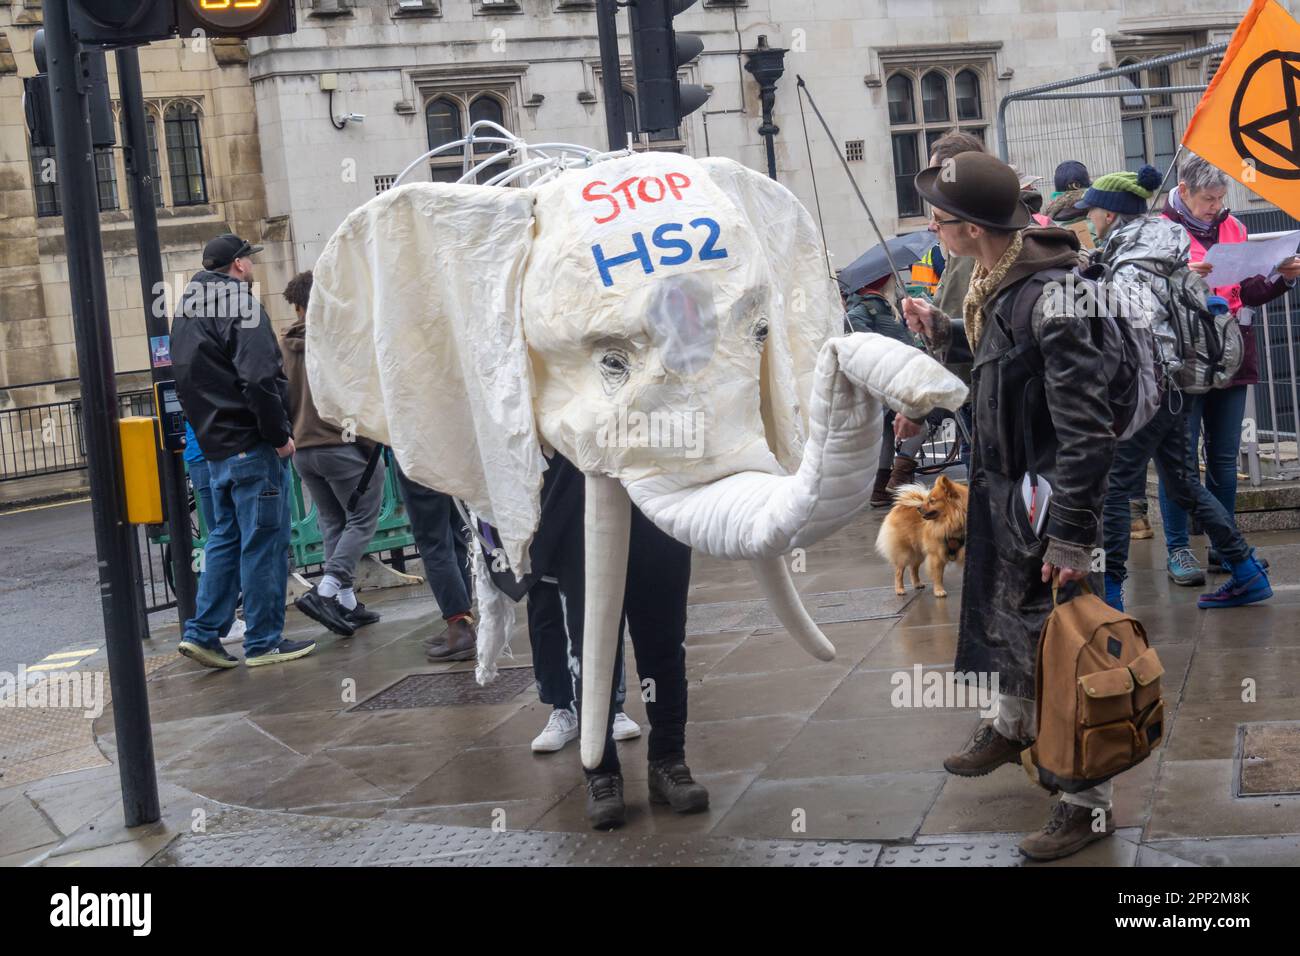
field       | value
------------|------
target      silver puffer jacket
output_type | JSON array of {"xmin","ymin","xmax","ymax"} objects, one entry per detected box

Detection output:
[{"xmin": 1100, "ymin": 216, "xmax": 1192, "ymax": 373}]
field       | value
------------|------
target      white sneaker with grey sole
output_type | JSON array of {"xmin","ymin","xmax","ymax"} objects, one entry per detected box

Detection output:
[
  {"xmin": 532, "ymin": 707, "xmax": 579, "ymax": 753},
  {"xmin": 220, "ymin": 618, "xmax": 247, "ymax": 646},
  {"xmin": 612, "ymin": 711, "xmax": 642, "ymax": 741}
]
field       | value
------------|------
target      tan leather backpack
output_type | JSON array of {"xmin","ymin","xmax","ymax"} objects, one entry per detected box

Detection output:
[{"xmin": 1021, "ymin": 581, "xmax": 1165, "ymax": 793}]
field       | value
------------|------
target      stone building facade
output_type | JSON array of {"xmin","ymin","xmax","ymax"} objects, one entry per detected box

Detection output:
[{"xmin": 0, "ymin": 0, "xmax": 1285, "ymax": 502}]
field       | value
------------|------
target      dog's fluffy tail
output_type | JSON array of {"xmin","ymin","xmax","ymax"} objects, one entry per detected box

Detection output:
[{"xmin": 889, "ymin": 482, "xmax": 929, "ymax": 509}]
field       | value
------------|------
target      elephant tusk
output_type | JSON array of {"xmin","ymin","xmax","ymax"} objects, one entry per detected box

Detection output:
[
  {"xmin": 579, "ymin": 474, "xmax": 632, "ymax": 771},
  {"xmin": 749, "ymin": 556, "xmax": 836, "ymax": 661}
]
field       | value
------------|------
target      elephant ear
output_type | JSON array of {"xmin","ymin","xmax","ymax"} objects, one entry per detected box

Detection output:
[
  {"xmin": 306, "ymin": 182, "xmax": 546, "ymax": 574},
  {"xmin": 698, "ymin": 157, "xmax": 842, "ymax": 473}
]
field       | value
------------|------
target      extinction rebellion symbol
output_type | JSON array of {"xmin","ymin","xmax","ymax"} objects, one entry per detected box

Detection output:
[{"xmin": 1230, "ymin": 50, "xmax": 1300, "ymax": 180}]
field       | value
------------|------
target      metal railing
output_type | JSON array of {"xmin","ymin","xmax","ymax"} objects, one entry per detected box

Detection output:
[{"xmin": 0, "ymin": 371, "xmax": 153, "ymax": 483}]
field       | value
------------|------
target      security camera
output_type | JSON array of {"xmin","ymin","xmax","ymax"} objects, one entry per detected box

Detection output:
[{"xmin": 346, "ymin": 113, "xmax": 366, "ymax": 125}]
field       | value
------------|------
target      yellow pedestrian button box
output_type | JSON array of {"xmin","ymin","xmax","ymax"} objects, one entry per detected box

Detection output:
[{"xmin": 119, "ymin": 416, "xmax": 164, "ymax": 524}]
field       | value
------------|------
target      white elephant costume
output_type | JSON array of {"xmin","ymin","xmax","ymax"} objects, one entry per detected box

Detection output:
[{"xmin": 306, "ymin": 151, "xmax": 967, "ymax": 768}]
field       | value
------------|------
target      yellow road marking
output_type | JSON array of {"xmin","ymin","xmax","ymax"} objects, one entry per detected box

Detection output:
[
  {"xmin": 26, "ymin": 661, "xmax": 81, "ymax": 672},
  {"xmin": 44, "ymin": 649, "xmax": 98, "ymax": 660}
]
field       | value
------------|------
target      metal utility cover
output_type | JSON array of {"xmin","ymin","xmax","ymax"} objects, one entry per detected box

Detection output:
[
  {"xmin": 351, "ymin": 668, "xmax": 534, "ymax": 712},
  {"xmin": 1236, "ymin": 721, "xmax": 1300, "ymax": 797}
]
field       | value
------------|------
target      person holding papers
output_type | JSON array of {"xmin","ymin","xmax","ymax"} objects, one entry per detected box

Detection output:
[{"xmin": 1158, "ymin": 154, "xmax": 1300, "ymax": 582}]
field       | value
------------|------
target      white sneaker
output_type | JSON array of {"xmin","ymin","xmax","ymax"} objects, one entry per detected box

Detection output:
[
  {"xmin": 220, "ymin": 618, "xmax": 247, "ymax": 646},
  {"xmin": 612, "ymin": 711, "xmax": 642, "ymax": 741},
  {"xmin": 531, "ymin": 707, "xmax": 579, "ymax": 753}
]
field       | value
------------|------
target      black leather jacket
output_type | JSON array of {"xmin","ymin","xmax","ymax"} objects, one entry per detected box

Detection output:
[{"xmin": 171, "ymin": 270, "xmax": 292, "ymax": 460}]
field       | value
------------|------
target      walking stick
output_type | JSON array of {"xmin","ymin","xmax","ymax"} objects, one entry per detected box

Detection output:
[{"xmin": 795, "ymin": 75, "xmax": 973, "ymax": 448}]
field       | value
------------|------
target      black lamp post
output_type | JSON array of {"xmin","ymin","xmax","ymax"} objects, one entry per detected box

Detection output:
[{"xmin": 744, "ymin": 35, "xmax": 787, "ymax": 180}]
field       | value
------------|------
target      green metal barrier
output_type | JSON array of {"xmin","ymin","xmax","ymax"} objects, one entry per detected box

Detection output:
[{"xmin": 157, "ymin": 448, "xmax": 416, "ymax": 567}]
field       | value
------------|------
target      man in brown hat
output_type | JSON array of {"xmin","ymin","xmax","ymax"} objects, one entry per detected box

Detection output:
[{"xmin": 901, "ymin": 151, "xmax": 1117, "ymax": 861}]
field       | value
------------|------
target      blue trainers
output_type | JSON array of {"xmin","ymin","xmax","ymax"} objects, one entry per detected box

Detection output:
[
  {"xmin": 1197, "ymin": 557, "xmax": 1272, "ymax": 609},
  {"xmin": 1208, "ymin": 547, "xmax": 1270, "ymax": 574},
  {"xmin": 1103, "ymin": 574, "xmax": 1124, "ymax": 611},
  {"xmin": 1166, "ymin": 547, "xmax": 1206, "ymax": 587}
]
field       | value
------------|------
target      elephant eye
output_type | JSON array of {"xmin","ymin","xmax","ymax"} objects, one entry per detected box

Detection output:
[
  {"xmin": 597, "ymin": 348, "xmax": 631, "ymax": 393},
  {"xmin": 750, "ymin": 316, "xmax": 769, "ymax": 349}
]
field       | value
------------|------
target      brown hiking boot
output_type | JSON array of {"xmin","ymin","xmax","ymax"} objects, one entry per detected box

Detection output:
[
  {"xmin": 943, "ymin": 722, "xmax": 1028, "ymax": 777},
  {"xmin": 885, "ymin": 455, "xmax": 917, "ymax": 493},
  {"xmin": 425, "ymin": 616, "xmax": 477, "ymax": 661},
  {"xmin": 1129, "ymin": 498, "xmax": 1153, "ymax": 540},
  {"xmin": 1019, "ymin": 802, "xmax": 1114, "ymax": 861},
  {"xmin": 869, "ymin": 467, "xmax": 893, "ymax": 508}
]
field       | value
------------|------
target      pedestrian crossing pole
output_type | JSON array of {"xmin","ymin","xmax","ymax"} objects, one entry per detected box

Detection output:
[{"xmin": 43, "ymin": 0, "xmax": 160, "ymax": 828}]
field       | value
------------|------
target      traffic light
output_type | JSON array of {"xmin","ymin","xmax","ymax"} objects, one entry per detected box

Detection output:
[
  {"xmin": 69, "ymin": 1, "xmax": 176, "ymax": 46},
  {"xmin": 68, "ymin": 1, "xmax": 296, "ymax": 48},
  {"xmin": 175, "ymin": 0, "xmax": 296, "ymax": 41},
  {"xmin": 628, "ymin": 0, "xmax": 709, "ymax": 135},
  {"xmin": 24, "ymin": 30, "xmax": 116, "ymax": 148}
]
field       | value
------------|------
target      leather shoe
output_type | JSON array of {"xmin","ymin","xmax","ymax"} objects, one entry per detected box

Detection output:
[{"xmin": 425, "ymin": 617, "xmax": 477, "ymax": 661}]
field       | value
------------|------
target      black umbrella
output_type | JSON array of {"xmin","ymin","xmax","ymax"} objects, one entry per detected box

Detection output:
[{"xmin": 836, "ymin": 231, "xmax": 938, "ymax": 293}]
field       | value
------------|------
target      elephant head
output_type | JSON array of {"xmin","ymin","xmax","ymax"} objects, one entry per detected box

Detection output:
[{"xmin": 305, "ymin": 151, "xmax": 967, "ymax": 768}]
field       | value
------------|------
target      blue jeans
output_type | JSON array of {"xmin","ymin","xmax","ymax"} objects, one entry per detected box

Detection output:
[
  {"xmin": 1107, "ymin": 394, "xmax": 1249, "ymax": 583},
  {"xmin": 183, "ymin": 443, "xmax": 292, "ymax": 656},
  {"xmin": 1159, "ymin": 385, "xmax": 1248, "ymax": 552},
  {"xmin": 188, "ymin": 458, "xmax": 215, "ymax": 533},
  {"xmin": 392, "ymin": 461, "xmax": 472, "ymax": 618}
]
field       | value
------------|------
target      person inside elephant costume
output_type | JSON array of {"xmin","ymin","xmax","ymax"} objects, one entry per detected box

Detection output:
[{"xmin": 305, "ymin": 150, "xmax": 966, "ymax": 828}]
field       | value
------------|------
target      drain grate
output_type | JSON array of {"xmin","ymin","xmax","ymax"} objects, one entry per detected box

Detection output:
[
  {"xmin": 351, "ymin": 668, "xmax": 535, "ymax": 712},
  {"xmin": 1236, "ymin": 722, "xmax": 1300, "ymax": 797},
  {"xmin": 687, "ymin": 587, "xmax": 911, "ymax": 635}
]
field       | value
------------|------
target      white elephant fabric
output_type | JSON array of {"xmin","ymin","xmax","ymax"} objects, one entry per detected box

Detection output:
[
  {"xmin": 698, "ymin": 157, "xmax": 843, "ymax": 473},
  {"xmin": 523, "ymin": 152, "xmax": 829, "ymax": 487},
  {"xmin": 626, "ymin": 332, "xmax": 969, "ymax": 559},
  {"xmin": 306, "ymin": 182, "xmax": 546, "ymax": 575}
]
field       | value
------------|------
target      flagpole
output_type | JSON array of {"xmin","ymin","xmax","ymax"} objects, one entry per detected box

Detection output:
[{"xmin": 1147, "ymin": 144, "xmax": 1186, "ymax": 217}]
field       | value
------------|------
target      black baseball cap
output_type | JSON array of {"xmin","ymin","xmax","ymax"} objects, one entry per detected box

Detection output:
[{"xmin": 203, "ymin": 233, "xmax": 263, "ymax": 270}]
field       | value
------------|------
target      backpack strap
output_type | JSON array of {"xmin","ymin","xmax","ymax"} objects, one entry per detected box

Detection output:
[{"xmin": 997, "ymin": 268, "xmax": 1068, "ymax": 483}]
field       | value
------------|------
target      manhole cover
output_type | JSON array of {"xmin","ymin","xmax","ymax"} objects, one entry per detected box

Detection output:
[
  {"xmin": 687, "ymin": 587, "xmax": 911, "ymax": 635},
  {"xmin": 351, "ymin": 668, "xmax": 534, "ymax": 711},
  {"xmin": 1236, "ymin": 722, "xmax": 1300, "ymax": 797}
]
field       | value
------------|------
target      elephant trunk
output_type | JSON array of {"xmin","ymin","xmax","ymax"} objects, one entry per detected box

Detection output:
[
  {"xmin": 626, "ymin": 333, "xmax": 967, "ymax": 659},
  {"xmin": 579, "ymin": 474, "xmax": 632, "ymax": 770}
]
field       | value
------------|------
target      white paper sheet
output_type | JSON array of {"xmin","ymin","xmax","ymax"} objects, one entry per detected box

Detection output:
[{"xmin": 1201, "ymin": 230, "xmax": 1300, "ymax": 290}]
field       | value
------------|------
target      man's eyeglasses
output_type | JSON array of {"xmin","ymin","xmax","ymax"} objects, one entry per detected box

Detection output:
[{"xmin": 931, "ymin": 216, "xmax": 965, "ymax": 229}]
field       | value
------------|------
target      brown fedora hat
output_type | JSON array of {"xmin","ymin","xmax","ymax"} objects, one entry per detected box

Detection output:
[{"xmin": 915, "ymin": 152, "xmax": 1032, "ymax": 231}]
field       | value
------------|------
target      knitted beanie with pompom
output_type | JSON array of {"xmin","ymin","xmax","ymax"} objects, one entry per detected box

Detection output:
[{"xmin": 1074, "ymin": 164, "xmax": 1162, "ymax": 216}]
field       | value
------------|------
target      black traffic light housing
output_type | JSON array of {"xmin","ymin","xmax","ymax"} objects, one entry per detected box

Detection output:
[
  {"xmin": 68, "ymin": 1, "xmax": 296, "ymax": 48},
  {"xmin": 24, "ymin": 30, "xmax": 116, "ymax": 149},
  {"xmin": 628, "ymin": 0, "xmax": 709, "ymax": 135}
]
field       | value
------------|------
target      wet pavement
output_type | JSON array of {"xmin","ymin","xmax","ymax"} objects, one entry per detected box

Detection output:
[{"xmin": 3, "ymin": 507, "xmax": 1300, "ymax": 866}]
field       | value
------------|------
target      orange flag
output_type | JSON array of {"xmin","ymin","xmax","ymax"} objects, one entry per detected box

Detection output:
[{"xmin": 1183, "ymin": 0, "xmax": 1300, "ymax": 219}]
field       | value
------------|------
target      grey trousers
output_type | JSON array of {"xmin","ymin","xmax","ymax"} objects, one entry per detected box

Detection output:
[{"xmin": 293, "ymin": 444, "xmax": 385, "ymax": 589}]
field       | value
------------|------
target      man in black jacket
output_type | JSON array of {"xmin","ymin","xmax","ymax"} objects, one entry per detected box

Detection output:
[
  {"xmin": 172, "ymin": 234, "xmax": 315, "ymax": 669},
  {"xmin": 901, "ymin": 154, "xmax": 1117, "ymax": 861}
]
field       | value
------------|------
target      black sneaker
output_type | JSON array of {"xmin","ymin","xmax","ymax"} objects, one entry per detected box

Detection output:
[
  {"xmin": 245, "ymin": 638, "xmax": 317, "ymax": 667},
  {"xmin": 294, "ymin": 588, "xmax": 355, "ymax": 636},
  {"xmin": 177, "ymin": 638, "xmax": 239, "ymax": 670},
  {"xmin": 647, "ymin": 759, "xmax": 710, "ymax": 813},
  {"xmin": 345, "ymin": 601, "xmax": 381, "ymax": 627},
  {"xmin": 585, "ymin": 772, "xmax": 626, "ymax": 831}
]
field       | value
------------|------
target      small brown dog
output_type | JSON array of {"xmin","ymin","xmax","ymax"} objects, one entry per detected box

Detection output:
[{"xmin": 874, "ymin": 477, "xmax": 969, "ymax": 598}]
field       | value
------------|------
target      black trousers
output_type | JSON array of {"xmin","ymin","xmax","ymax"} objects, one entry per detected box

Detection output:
[
  {"xmin": 549, "ymin": 498, "xmax": 691, "ymax": 775},
  {"xmin": 527, "ymin": 579, "xmax": 628, "ymax": 712}
]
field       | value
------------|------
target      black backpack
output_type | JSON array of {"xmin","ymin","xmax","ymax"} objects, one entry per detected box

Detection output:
[{"xmin": 1004, "ymin": 264, "xmax": 1160, "ymax": 442}]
